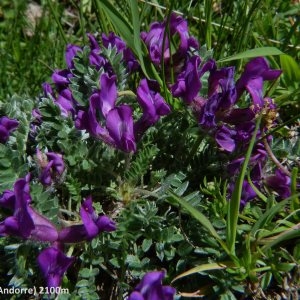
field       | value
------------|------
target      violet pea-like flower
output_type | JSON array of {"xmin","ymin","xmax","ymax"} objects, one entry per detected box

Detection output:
[
  {"xmin": 98, "ymin": 73, "xmax": 117, "ymax": 118},
  {"xmin": 106, "ymin": 105, "xmax": 137, "ymax": 153},
  {"xmin": 56, "ymin": 88, "xmax": 76, "ymax": 117},
  {"xmin": 38, "ymin": 246, "xmax": 75, "ymax": 288},
  {"xmin": 58, "ymin": 196, "xmax": 116, "ymax": 243},
  {"xmin": 171, "ymin": 56, "xmax": 201, "ymax": 104},
  {"xmin": 65, "ymin": 44, "xmax": 82, "ymax": 69},
  {"xmin": 215, "ymin": 125, "xmax": 236, "ymax": 152},
  {"xmin": 265, "ymin": 169, "xmax": 291, "ymax": 199},
  {"xmin": 135, "ymin": 79, "xmax": 170, "ymax": 139},
  {"xmin": 0, "ymin": 116, "xmax": 19, "ymax": 143},
  {"xmin": 0, "ymin": 176, "xmax": 58, "ymax": 242},
  {"xmin": 236, "ymin": 57, "xmax": 281, "ymax": 109},
  {"xmin": 128, "ymin": 270, "xmax": 176, "ymax": 300},
  {"xmin": 37, "ymin": 150, "xmax": 65, "ymax": 186}
]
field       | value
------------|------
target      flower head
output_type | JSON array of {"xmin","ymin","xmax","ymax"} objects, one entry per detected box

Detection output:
[
  {"xmin": 58, "ymin": 196, "xmax": 116, "ymax": 243},
  {"xmin": 0, "ymin": 116, "xmax": 19, "ymax": 143},
  {"xmin": 236, "ymin": 57, "xmax": 281, "ymax": 109},
  {"xmin": 38, "ymin": 246, "xmax": 75, "ymax": 288},
  {"xmin": 265, "ymin": 169, "xmax": 291, "ymax": 199},
  {"xmin": 37, "ymin": 150, "xmax": 65, "ymax": 186},
  {"xmin": 0, "ymin": 175, "xmax": 58, "ymax": 242},
  {"xmin": 65, "ymin": 44, "xmax": 82, "ymax": 69},
  {"xmin": 106, "ymin": 105, "xmax": 136, "ymax": 153},
  {"xmin": 128, "ymin": 271, "xmax": 176, "ymax": 300}
]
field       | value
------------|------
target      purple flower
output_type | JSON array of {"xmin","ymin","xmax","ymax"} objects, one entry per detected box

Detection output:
[
  {"xmin": 65, "ymin": 44, "xmax": 82, "ymax": 69},
  {"xmin": 236, "ymin": 57, "xmax": 281, "ymax": 109},
  {"xmin": 56, "ymin": 88, "xmax": 76, "ymax": 117},
  {"xmin": 171, "ymin": 56, "xmax": 201, "ymax": 104},
  {"xmin": 102, "ymin": 32, "xmax": 126, "ymax": 52},
  {"xmin": 0, "ymin": 190, "xmax": 15, "ymax": 210},
  {"xmin": 0, "ymin": 116, "xmax": 19, "ymax": 143},
  {"xmin": 38, "ymin": 246, "xmax": 75, "ymax": 288},
  {"xmin": 42, "ymin": 82, "xmax": 54, "ymax": 98},
  {"xmin": 88, "ymin": 33, "xmax": 101, "ymax": 51},
  {"xmin": 215, "ymin": 125, "xmax": 236, "ymax": 152},
  {"xmin": 106, "ymin": 105, "xmax": 136, "ymax": 153},
  {"xmin": 37, "ymin": 150, "xmax": 65, "ymax": 186},
  {"xmin": 135, "ymin": 79, "xmax": 170, "ymax": 139},
  {"xmin": 58, "ymin": 196, "xmax": 116, "ymax": 243},
  {"xmin": 51, "ymin": 69, "xmax": 72, "ymax": 88},
  {"xmin": 128, "ymin": 271, "xmax": 176, "ymax": 300},
  {"xmin": 0, "ymin": 176, "xmax": 58, "ymax": 242},
  {"xmin": 228, "ymin": 180, "xmax": 257, "ymax": 208},
  {"xmin": 265, "ymin": 169, "xmax": 291, "ymax": 199},
  {"xmin": 141, "ymin": 13, "xmax": 197, "ymax": 66},
  {"xmin": 98, "ymin": 73, "xmax": 117, "ymax": 118},
  {"xmin": 102, "ymin": 32, "xmax": 139, "ymax": 72}
]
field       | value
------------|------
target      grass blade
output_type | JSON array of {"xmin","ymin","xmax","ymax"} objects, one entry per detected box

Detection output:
[
  {"xmin": 226, "ymin": 114, "xmax": 262, "ymax": 255},
  {"xmin": 218, "ymin": 47, "xmax": 283, "ymax": 63},
  {"xmin": 172, "ymin": 262, "xmax": 234, "ymax": 283}
]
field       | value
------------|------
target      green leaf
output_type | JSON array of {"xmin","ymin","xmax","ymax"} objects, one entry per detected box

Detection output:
[
  {"xmin": 95, "ymin": 0, "xmax": 133, "ymax": 49},
  {"xmin": 142, "ymin": 239, "xmax": 152, "ymax": 252},
  {"xmin": 172, "ymin": 262, "xmax": 234, "ymax": 282},
  {"xmin": 250, "ymin": 198, "xmax": 289, "ymax": 237},
  {"xmin": 226, "ymin": 115, "xmax": 262, "ymax": 255},
  {"xmin": 218, "ymin": 47, "xmax": 283, "ymax": 63},
  {"xmin": 280, "ymin": 54, "xmax": 300, "ymax": 82},
  {"xmin": 128, "ymin": 0, "xmax": 149, "ymax": 78},
  {"xmin": 167, "ymin": 191, "xmax": 229, "ymax": 254}
]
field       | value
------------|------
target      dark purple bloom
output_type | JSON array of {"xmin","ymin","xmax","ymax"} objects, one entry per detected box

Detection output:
[
  {"xmin": 0, "ymin": 176, "xmax": 58, "ymax": 242},
  {"xmin": 0, "ymin": 190, "xmax": 15, "ymax": 210},
  {"xmin": 58, "ymin": 196, "xmax": 116, "ymax": 243},
  {"xmin": 102, "ymin": 32, "xmax": 126, "ymax": 52},
  {"xmin": 32, "ymin": 108, "xmax": 42, "ymax": 123},
  {"xmin": 0, "ymin": 116, "xmax": 19, "ymax": 143},
  {"xmin": 88, "ymin": 33, "xmax": 101, "ymax": 51},
  {"xmin": 51, "ymin": 69, "xmax": 71, "ymax": 88},
  {"xmin": 106, "ymin": 105, "xmax": 136, "ymax": 153},
  {"xmin": 89, "ymin": 50, "xmax": 106, "ymax": 70},
  {"xmin": 42, "ymin": 82, "xmax": 54, "ymax": 98},
  {"xmin": 56, "ymin": 88, "xmax": 76, "ymax": 117},
  {"xmin": 215, "ymin": 125, "xmax": 236, "ymax": 152},
  {"xmin": 265, "ymin": 169, "xmax": 291, "ymax": 199},
  {"xmin": 141, "ymin": 13, "xmax": 198, "ymax": 66},
  {"xmin": 236, "ymin": 57, "xmax": 281, "ymax": 109},
  {"xmin": 223, "ymin": 108, "xmax": 255, "ymax": 125},
  {"xmin": 38, "ymin": 246, "xmax": 75, "ymax": 288},
  {"xmin": 65, "ymin": 44, "xmax": 82, "ymax": 69},
  {"xmin": 99, "ymin": 73, "xmax": 117, "ymax": 117},
  {"xmin": 171, "ymin": 56, "xmax": 201, "ymax": 104},
  {"xmin": 228, "ymin": 180, "xmax": 257, "ymax": 208},
  {"xmin": 37, "ymin": 150, "xmax": 65, "ymax": 186},
  {"xmin": 234, "ymin": 122, "xmax": 256, "ymax": 143},
  {"xmin": 227, "ymin": 142, "xmax": 268, "ymax": 176},
  {"xmin": 102, "ymin": 32, "xmax": 139, "ymax": 72},
  {"xmin": 141, "ymin": 21, "xmax": 166, "ymax": 65},
  {"xmin": 135, "ymin": 79, "xmax": 170, "ymax": 139},
  {"xmin": 128, "ymin": 270, "xmax": 176, "ymax": 300}
]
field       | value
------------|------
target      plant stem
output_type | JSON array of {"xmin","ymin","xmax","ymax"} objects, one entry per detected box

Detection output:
[{"xmin": 262, "ymin": 138, "xmax": 291, "ymax": 177}]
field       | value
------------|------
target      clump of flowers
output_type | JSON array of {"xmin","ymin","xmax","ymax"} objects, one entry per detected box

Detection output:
[
  {"xmin": 128, "ymin": 270, "xmax": 176, "ymax": 300},
  {"xmin": 0, "ymin": 174, "xmax": 116, "ymax": 288},
  {"xmin": 0, "ymin": 9, "xmax": 297, "ymax": 299}
]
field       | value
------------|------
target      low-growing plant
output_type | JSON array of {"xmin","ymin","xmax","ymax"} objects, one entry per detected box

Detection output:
[{"xmin": 0, "ymin": 1, "xmax": 299, "ymax": 299}]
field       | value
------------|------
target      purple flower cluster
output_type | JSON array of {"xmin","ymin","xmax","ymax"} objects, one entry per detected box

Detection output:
[
  {"xmin": 0, "ymin": 175, "xmax": 116, "ymax": 289},
  {"xmin": 128, "ymin": 270, "xmax": 176, "ymax": 300},
  {"xmin": 36, "ymin": 149, "xmax": 65, "ymax": 186},
  {"xmin": 142, "ymin": 13, "xmax": 291, "ymax": 204},
  {"xmin": 0, "ymin": 116, "xmax": 19, "ymax": 143},
  {"xmin": 41, "ymin": 32, "xmax": 170, "ymax": 153}
]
